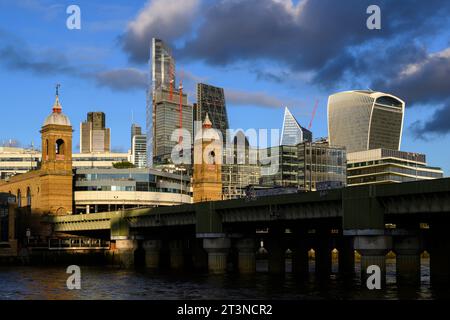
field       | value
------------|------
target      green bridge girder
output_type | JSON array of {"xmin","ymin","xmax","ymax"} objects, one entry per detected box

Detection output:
[{"xmin": 48, "ymin": 178, "xmax": 450, "ymax": 238}]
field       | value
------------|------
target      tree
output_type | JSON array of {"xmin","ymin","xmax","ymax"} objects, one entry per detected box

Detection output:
[{"xmin": 112, "ymin": 161, "xmax": 135, "ymax": 169}]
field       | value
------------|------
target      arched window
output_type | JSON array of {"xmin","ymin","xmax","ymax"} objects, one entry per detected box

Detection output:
[
  {"xmin": 26, "ymin": 187, "xmax": 32, "ymax": 206},
  {"xmin": 46, "ymin": 139, "xmax": 49, "ymax": 159},
  {"xmin": 17, "ymin": 189, "xmax": 21, "ymax": 207},
  {"xmin": 56, "ymin": 139, "xmax": 65, "ymax": 159}
]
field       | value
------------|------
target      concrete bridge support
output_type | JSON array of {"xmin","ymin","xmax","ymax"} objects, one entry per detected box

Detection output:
[
  {"xmin": 169, "ymin": 240, "xmax": 185, "ymax": 270},
  {"xmin": 236, "ymin": 238, "xmax": 256, "ymax": 274},
  {"xmin": 338, "ymin": 236, "xmax": 355, "ymax": 277},
  {"xmin": 203, "ymin": 237, "xmax": 230, "ymax": 274},
  {"xmin": 115, "ymin": 239, "xmax": 137, "ymax": 268},
  {"xmin": 315, "ymin": 231, "xmax": 332, "ymax": 278},
  {"xmin": 430, "ymin": 223, "xmax": 450, "ymax": 285},
  {"xmin": 191, "ymin": 238, "xmax": 208, "ymax": 272},
  {"xmin": 143, "ymin": 240, "xmax": 161, "ymax": 270},
  {"xmin": 291, "ymin": 236, "xmax": 309, "ymax": 277},
  {"xmin": 354, "ymin": 235, "xmax": 392, "ymax": 287},
  {"xmin": 394, "ymin": 236, "xmax": 421, "ymax": 286},
  {"xmin": 266, "ymin": 227, "xmax": 286, "ymax": 275}
]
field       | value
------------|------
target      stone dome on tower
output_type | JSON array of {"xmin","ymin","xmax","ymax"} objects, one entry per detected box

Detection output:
[{"xmin": 43, "ymin": 87, "xmax": 71, "ymax": 127}]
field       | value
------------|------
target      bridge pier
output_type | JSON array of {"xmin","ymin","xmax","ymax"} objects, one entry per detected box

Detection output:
[
  {"xmin": 236, "ymin": 238, "xmax": 256, "ymax": 274},
  {"xmin": 315, "ymin": 230, "xmax": 332, "ymax": 278},
  {"xmin": 430, "ymin": 222, "xmax": 450, "ymax": 285},
  {"xmin": 338, "ymin": 236, "xmax": 355, "ymax": 277},
  {"xmin": 203, "ymin": 237, "xmax": 230, "ymax": 274},
  {"xmin": 291, "ymin": 239, "xmax": 309, "ymax": 277},
  {"xmin": 143, "ymin": 240, "xmax": 161, "ymax": 270},
  {"xmin": 266, "ymin": 227, "xmax": 286, "ymax": 275},
  {"xmin": 354, "ymin": 235, "xmax": 392, "ymax": 287},
  {"xmin": 169, "ymin": 240, "xmax": 185, "ymax": 270},
  {"xmin": 115, "ymin": 239, "xmax": 137, "ymax": 268},
  {"xmin": 394, "ymin": 235, "xmax": 421, "ymax": 286}
]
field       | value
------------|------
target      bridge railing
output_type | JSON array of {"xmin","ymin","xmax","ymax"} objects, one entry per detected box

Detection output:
[{"xmin": 47, "ymin": 238, "xmax": 110, "ymax": 250}]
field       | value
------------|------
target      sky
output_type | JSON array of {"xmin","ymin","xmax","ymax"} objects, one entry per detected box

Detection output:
[{"xmin": 0, "ymin": 0, "xmax": 449, "ymax": 174}]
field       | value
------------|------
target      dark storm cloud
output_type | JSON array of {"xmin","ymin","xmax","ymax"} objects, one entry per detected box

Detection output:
[
  {"xmin": 375, "ymin": 50, "xmax": 450, "ymax": 137},
  {"xmin": 374, "ymin": 51, "xmax": 450, "ymax": 106},
  {"xmin": 412, "ymin": 103, "xmax": 450, "ymax": 138},
  {"xmin": 121, "ymin": 0, "xmax": 450, "ymax": 70}
]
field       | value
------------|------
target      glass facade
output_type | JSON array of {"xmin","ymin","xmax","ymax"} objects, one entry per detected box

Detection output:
[
  {"xmin": 147, "ymin": 38, "xmax": 176, "ymax": 167},
  {"xmin": 297, "ymin": 142, "xmax": 347, "ymax": 191},
  {"xmin": 347, "ymin": 148, "xmax": 443, "ymax": 186},
  {"xmin": 195, "ymin": 83, "xmax": 229, "ymax": 143},
  {"xmin": 153, "ymin": 89, "xmax": 193, "ymax": 161},
  {"xmin": 328, "ymin": 90, "xmax": 405, "ymax": 153},
  {"xmin": 74, "ymin": 168, "xmax": 191, "ymax": 195},
  {"xmin": 280, "ymin": 107, "xmax": 312, "ymax": 146},
  {"xmin": 259, "ymin": 142, "xmax": 347, "ymax": 191}
]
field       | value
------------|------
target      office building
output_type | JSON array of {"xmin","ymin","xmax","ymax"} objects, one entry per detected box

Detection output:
[
  {"xmin": 72, "ymin": 152, "xmax": 130, "ymax": 169},
  {"xmin": 0, "ymin": 147, "xmax": 40, "ymax": 180},
  {"xmin": 259, "ymin": 142, "xmax": 346, "ymax": 191},
  {"xmin": 195, "ymin": 83, "xmax": 229, "ymax": 143},
  {"xmin": 347, "ymin": 149, "xmax": 443, "ymax": 186},
  {"xmin": 327, "ymin": 90, "xmax": 405, "ymax": 153},
  {"xmin": 131, "ymin": 123, "xmax": 142, "ymax": 148},
  {"xmin": 130, "ymin": 123, "xmax": 147, "ymax": 168},
  {"xmin": 153, "ymin": 88, "xmax": 193, "ymax": 164},
  {"xmin": 222, "ymin": 131, "xmax": 261, "ymax": 199},
  {"xmin": 74, "ymin": 167, "xmax": 192, "ymax": 214},
  {"xmin": 297, "ymin": 141, "xmax": 347, "ymax": 191},
  {"xmin": 280, "ymin": 107, "xmax": 312, "ymax": 146},
  {"xmin": 80, "ymin": 112, "xmax": 111, "ymax": 153},
  {"xmin": 147, "ymin": 38, "xmax": 176, "ymax": 167},
  {"xmin": 132, "ymin": 134, "xmax": 147, "ymax": 168}
]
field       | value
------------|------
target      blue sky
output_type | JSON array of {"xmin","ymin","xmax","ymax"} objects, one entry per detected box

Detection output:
[{"xmin": 0, "ymin": 0, "xmax": 449, "ymax": 174}]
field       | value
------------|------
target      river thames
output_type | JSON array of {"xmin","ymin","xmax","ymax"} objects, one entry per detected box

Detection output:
[{"xmin": 0, "ymin": 258, "xmax": 448, "ymax": 300}]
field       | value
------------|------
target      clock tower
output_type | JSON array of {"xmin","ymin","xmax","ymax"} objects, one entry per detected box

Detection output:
[{"xmin": 193, "ymin": 113, "xmax": 222, "ymax": 202}]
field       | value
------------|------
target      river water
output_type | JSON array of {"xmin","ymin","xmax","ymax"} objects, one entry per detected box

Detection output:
[{"xmin": 0, "ymin": 258, "xmax": 448, "ymax": 300}]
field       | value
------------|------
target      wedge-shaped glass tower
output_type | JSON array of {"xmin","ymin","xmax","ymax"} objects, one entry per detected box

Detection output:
[{"xmin": 280, "ymin": 107, "xmax": 312, "ymax": 146}]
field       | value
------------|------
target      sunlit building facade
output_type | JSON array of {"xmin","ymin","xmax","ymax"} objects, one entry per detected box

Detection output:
[
  {"xmin": 327, "ymin": 90, "xmax": 405, "ymax": 153},
  {"xmin": 347, "ymin": 149, "xmax": 443, "ymax": 186},
  {"xmin": 280, "ymin": 107, "xmax": 312, "ymax": 146}
]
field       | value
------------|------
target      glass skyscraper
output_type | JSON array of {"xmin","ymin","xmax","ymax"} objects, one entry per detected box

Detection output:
[
  {"xmin": 280, "ymin": 107, "xmax": 312, "ymax": 146},
  {"xmin": 195, "ymin": 83, "xmax": 229, "ymax": 143},
  {"xmin": 147, "ymin": 38, "xmax": 176, "ymax": 167},
  {"xmin": 327, "ymin": 90, "xmax": 405, "ymax": 153}
]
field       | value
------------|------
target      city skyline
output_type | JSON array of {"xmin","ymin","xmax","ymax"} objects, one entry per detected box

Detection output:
[{"xmin": 0, "ymin": 0, "xmax": 449, "ymax": 175}]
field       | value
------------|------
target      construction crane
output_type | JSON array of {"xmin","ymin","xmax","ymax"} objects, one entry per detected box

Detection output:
[
  {"xmin": 178, "ymin": 79, "xmax": 183, "ymax": 144},
  {"xmin": 308, "ymin": 99, "xmax": 319, "ymax": 130},
  {"xmin": 169, "ymin": 63, "xmax": 174, "ymax": 101}
]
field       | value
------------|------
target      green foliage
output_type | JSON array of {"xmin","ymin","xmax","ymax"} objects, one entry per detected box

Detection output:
[{"xmin": 112, "ymin": 161, "xmax": 135, "ymax": 169}]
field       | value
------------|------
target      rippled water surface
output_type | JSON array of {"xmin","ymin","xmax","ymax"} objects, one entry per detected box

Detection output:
[{"xmin": 0, "ymin": 258, "xmax": 448, "ymax": 300}]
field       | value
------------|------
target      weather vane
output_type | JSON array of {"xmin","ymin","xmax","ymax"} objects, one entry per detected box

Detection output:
[{"xmin": 56, "ymin": 83, "xmax": 61, "ymax": 96}]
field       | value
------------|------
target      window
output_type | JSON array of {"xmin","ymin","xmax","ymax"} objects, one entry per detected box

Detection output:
[
  {"xmin": 56, "ymin": 139, "xmax": 65, "ymax": 155},
  {"xmin": 26, "ymin": 187, "xmax": 31, "ymax": 206}
]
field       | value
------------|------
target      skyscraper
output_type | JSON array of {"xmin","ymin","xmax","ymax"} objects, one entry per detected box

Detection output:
[
  {"xmin": 280, "ymin": 107, "xmax": 312, "ymax": 146},
  {"xmin": 327, "ymin": 90, "xmax": 405, "ymax": 153},
  {"xmin": 153, "ymin": 88, "xmax": 193, "ymax": 164},
  {"xmin": 195, "ymin": 83, "xmax": 229, "ymax": 143},
  {"xmin": 147, "ymin": 38, "xmax": 176, "ymax": 167},
  {"xmin": 131, "ymin": 123, "xmax": 142, "ymax": 148},
  {"xmin": 130, "ymin": 123, "xmax": 147, "ymax": 168},
  {"xmin": 80, "ymin": 112, "xmax": 111, "ymax": 153}
]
